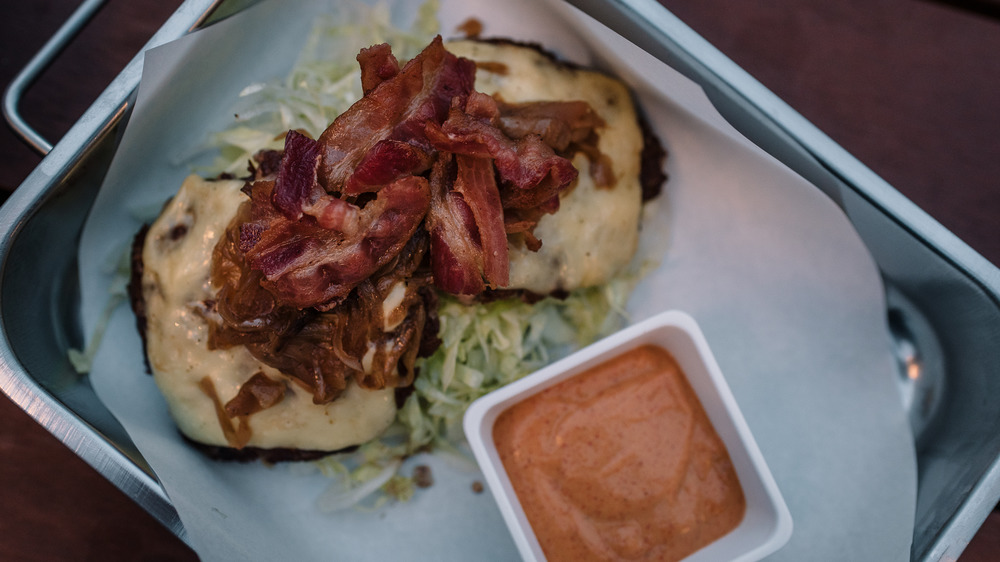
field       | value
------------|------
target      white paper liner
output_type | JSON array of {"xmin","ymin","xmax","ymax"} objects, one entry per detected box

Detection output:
[{"xmin": 78, "ymin": 0, "xmax": 916, "ymax": 559}]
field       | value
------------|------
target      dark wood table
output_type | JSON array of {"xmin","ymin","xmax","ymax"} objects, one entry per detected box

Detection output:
[{"xmin": 1, "ymin": 0, "xmax": 997, "ymax": 559}]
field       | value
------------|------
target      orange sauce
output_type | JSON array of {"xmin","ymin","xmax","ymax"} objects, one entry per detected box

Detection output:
[{"xmin": 493, "ymin": 345, "xmax": 746, "ymax": 561}]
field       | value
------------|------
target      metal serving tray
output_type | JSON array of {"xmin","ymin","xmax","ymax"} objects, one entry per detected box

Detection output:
[{"xmin": 1, "ymin": 0, "xmax": 997, "ymax": 560}]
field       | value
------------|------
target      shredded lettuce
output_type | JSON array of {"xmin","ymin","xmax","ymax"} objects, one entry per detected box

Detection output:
[
  {"xmin": 69, "ymin": 242, "xmax": 134, "ymax": 374},
  {"xmin": 399, "ymin": 280, "xmax": 637, "ymax": 453},
  {"xmin": 202, "ymin": 0, "xmax": 440, "ymax": 175}
]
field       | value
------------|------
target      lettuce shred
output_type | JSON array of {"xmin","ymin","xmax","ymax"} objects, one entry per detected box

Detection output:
[
  {"xmin": 204, "ymin": 0, "xmax": 440, "ymax": 175},
  {"xmin": 69, "ymin": 246, "xmax": 132, "ymax": 374}
]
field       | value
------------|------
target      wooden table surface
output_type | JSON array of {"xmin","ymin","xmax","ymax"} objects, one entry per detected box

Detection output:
[{"xmin": 1, "ymin": 0, "xmax": 997, "ymax": 560}]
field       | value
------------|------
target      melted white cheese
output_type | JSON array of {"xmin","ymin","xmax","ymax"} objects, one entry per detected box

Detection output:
[
  {"xmin": 141, "ymin": 175, "xmax": 396, "ymax": 451},
  {"xmin": 446, "ymin": 40, "xmax": 645, "ymax": 294}
]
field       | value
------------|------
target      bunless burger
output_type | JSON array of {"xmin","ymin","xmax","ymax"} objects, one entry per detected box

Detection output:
[{"xmin": 130, "ymin": 35, "xmax": 666, "ymax": 462}]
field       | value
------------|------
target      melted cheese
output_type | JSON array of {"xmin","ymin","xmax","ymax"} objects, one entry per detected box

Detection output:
[
  {"xmin": 446, "ymin": 40, "xmax": 645, "ymax": 294},
  {"xmin": 141, "ymin": 175, "xmax": 396, "ymax": 451}
]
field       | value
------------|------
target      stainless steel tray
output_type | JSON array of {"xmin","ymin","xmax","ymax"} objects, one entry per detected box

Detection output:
[{"xmin": 1, "ymin": 0, "xmax": 997, "ymax": 559}]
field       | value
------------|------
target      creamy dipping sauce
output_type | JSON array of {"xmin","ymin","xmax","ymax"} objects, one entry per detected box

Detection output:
[{"xmin": 493, "ymin": 345, "xmax": 745, "ymax": 561}]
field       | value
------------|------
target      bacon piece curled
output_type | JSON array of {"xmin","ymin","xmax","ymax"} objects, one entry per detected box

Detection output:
[
  {"xmin": 271, "ymin": 130, "xmax": 322, "ymax": 220},
  {"xmin": 497, "ymin": 99, "xmax": 613, "ymax": 188},
  {"xmin": 357, "ymin": 43, "xmax": 399, "ymax": 95},
  {"xmin": 267, "ymin": 131, "xmax": 364, "ymax": 233},
  {"xmin": 496, "ymin": 99, "xmax": 604, "ymax": 152},
  {"xmin": 318, "ymin": 36, "xmax": 476, "ymax": 195},
  {"xmin": 425, "ymin": 93, "xmax": 578, "ymax": 210},
  {"xmin": 242, "ymin": 175, "xmax": 430, "ymax": 310},
  {"xmin": 427, "ymin": 155, "xmax": 484, "ymax": 294}
]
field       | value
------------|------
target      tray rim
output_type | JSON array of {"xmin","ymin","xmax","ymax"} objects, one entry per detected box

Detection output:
[{"xmin": 0, "ymin": 0, "xmax": 230, "ymax": 547}]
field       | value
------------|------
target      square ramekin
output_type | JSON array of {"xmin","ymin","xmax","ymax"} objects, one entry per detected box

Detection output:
[{"xmin": 463, "ymin": 309, "xmax": 793, "ymax": 561}]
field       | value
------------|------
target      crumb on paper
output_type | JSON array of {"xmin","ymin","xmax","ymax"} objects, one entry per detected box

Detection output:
[
  {"xmin": 456, "ymin": 17, "xmax": 482, "ymax": 38},
  {"xmin": 413, "ymin": 465, "xmax": 434, "ymax": 488}
]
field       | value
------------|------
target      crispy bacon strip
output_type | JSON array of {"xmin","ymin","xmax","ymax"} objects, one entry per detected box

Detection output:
[
  {"xmin": 242, "ymin": 176, "xmax": 430, "ymax": 310},
  {"xmin": 231, "ymin": 126, "xmax": 432, "ymax": 311},
  {"xmin": 318, "ymin": 36, "xmax": 476, "ymax": 195},
  {"xmin": 346, "ymin": 139, "xmax": 434, "ymax": 197},
  {"xmin": 268, "ymin": 131, "xmax": 363, "ymax": 233},
  {"xmin": 427, "ymin": 155, "xmax": 485, "ymax": 294},
  {"xmin": 496, "ymin": 99, "xmax": 604, "ymax": 152},
  {"xmin": 453, "ymin": 154, "xmax": 508, "ymax": 286},
  {"xmin": 424, "ymin": 92, "xmax": 580, "ymax": 254},
  {"xmin": 497, "ymin": 99, "xmax": 613, "ymax": 188},
  {"xmin": 357, "ymin": 43, "xmax": 399, "ymax": 95},
  {"xmin": 271, "ymin": 130, "xmax": 322, "ymax": 221},
  {"xmin": 425, "ymin": 93, "xmax": 578, "ymax": 208},
  {"xmin": 424, "ymin": 151, "xmax": 509, "ymax": 293}
]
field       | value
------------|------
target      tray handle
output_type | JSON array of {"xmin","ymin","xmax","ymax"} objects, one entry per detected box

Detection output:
[{"xmin": 2, "ymin": 0, "xmax": 107, "ymax": 155}]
